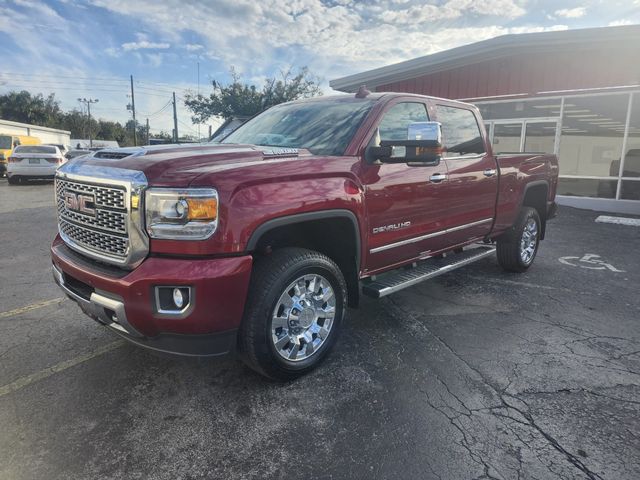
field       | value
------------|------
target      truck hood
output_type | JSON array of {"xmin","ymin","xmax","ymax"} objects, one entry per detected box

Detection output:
[{"xmin": 60, "ymin": 143, "xmax": 311, "ymax": 186}]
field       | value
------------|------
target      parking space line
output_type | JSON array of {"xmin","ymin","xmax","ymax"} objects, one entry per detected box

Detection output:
[
  {"xmin": 465, "ymin": 275, "xmax": 572, "ymax": 292},
  {"xmin": 0, "ymin": 340, "xmax": 125, "ymax": 398},
  {"xmin": 595, "ymin": 215, "xmax": 640, "ymax": 227},
  {"xmin": 0, "ymin": 298, "xmax": 64, "ymax": 319}
]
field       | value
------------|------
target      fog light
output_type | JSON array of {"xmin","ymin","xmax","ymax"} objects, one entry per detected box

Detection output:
[
  {"xmin": 173, "ymin": 288, "xmax": 184, "ymax": 308},
  {"xmin": 154, "ymin": 286, "xmax": 192, "ymax": 315}
]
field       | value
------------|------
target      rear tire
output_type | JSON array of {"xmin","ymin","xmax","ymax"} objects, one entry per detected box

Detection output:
[
  {"xmin": 497, "ymin": 207, "xmax": 541, "ymax": 273},
  {"xmin": 238, "ymin": 247, "xmax": 347, "ymax": 381},
  {"xmin": 7, "ymin": 176, "xmax": 19, "ymax": 185}
]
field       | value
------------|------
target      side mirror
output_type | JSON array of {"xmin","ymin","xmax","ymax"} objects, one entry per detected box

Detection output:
[{"xmin": 366, "ymin": 121, "xmax": 443, "ymax": 166}]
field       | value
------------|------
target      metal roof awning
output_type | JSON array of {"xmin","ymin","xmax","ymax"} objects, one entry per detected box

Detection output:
[{"xmin": 330, "ymin": 25, "xmax": 640, "ymax": 93}]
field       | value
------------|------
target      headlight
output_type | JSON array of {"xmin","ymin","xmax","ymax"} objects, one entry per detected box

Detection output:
[{"xmin": 145, "ymin": 188, "xmax": 218, "ymax": 240}]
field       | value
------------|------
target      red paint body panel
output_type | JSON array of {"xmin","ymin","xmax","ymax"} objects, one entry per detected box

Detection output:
[
  {"xmin": 51, "ymin": 236, "xmax": 252, "ymax": 336},
  {"xmin": 50, "ymin": 93, "xmax": 558, "ymax": 347}
]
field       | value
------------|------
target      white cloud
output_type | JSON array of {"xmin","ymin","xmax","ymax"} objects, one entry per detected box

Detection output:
[
  {"xmin": 554, "ymin": 7, "xmax": 587, "ymax": 19},
  {"xmin": 608, "ymin": 19, "xmax": 633, "ymax": 26},
  {"xmin": 121, "ymin": 40, "xmax": 171, "ymax": 51},
  {"xmin": 145, "ymin": 53, "xmax": 164, "ymax": 68},
  {"xmin": 0, "ymin": 0, "xmax": 582, "ymax": 134},
  {"xmin": 88, "ymin": 0, "xmax": 534, "ymax": 82}
]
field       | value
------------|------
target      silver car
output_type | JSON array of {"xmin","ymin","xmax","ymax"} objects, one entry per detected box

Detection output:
[{"xmin": 7, "ymin": 145, "xmax": 66, "ymax": 185}]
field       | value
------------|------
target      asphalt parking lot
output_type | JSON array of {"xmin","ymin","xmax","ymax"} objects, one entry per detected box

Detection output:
[{"xmin": 0, "ymin": 179, "xmax": 639, "ymax": 480}]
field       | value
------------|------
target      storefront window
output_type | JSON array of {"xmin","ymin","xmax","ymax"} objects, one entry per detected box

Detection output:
[
  {"xmin": 557, "ymin": 178, "xmax": 618, "ymax": 199},
  {"xmin": 620, "ymin": 93, "xmax": 640, "ymax": 200},
  {"xmin": 477, "ymin": 93, "xmax": 640, "ymax": 203},
  {"xmin": 524, "ymin": 122, "xmax": 556, "ymax": 153},
  {"xmin": 478, "ymin": 99, "xmax": 561, "ymax": 120},
  {"xmin": 493, "ymin": 123, "xmax": 521, "ymax": 152},
  {"xmin": 558, "ymin": 94, "xmax": 629, "ymax": 177}
]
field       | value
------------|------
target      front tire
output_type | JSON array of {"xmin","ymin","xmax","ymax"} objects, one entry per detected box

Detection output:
[
  {"xmin": 238, "ymin": 247, "xmax": 347, "ymax": 381},
  {"xmin": 7, "ymin": 176, "xmax": 19, "ymax": 185},
  {"xmin": 497, "ymin": 207, "xmax": 541, "ymax": 273}
]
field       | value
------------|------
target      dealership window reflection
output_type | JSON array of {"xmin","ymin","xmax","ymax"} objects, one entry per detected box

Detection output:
[
  {"xmin": 558, "ymin": 94, "xmax": 629, "ymax": 198},
  {"xmin": 620, "ymin": 93, "xmax": 640, "ymax": 200}
]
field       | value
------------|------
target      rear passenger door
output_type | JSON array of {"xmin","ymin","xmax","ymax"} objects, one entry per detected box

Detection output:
[{"xmin": 434, "ymin": 104, "xmax": 498, "ymax": 243}]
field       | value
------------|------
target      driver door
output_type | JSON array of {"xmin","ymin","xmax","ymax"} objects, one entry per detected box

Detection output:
[{"xmin": 360, "ymin": 100, "xmax": 452, "ymax": 274}]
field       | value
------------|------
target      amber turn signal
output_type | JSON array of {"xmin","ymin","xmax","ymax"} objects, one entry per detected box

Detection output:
[{"xmin": 186, "ymin": 198, "xmax": 218, "ymax": 221}]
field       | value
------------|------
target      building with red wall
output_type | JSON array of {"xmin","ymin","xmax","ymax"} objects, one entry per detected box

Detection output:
[{"xmin": 331, "ymin": 26, "xmax": 640, "ymax": 214}]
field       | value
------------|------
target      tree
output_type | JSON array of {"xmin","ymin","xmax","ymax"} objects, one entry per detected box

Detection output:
[
  {"xmin": 0, "ymin": 90, "xmax": 62, "ymax": 127},
  {"xmin": 96, "ymin": 120, "xmax": 127, "ymax": 145},
  {"xmin": 184, "ymin": 67, "xmax": 322, "ymax": 123},
  {"xmin": 59, "ymin": 109, "xmax": 90, "ymax": 138}
]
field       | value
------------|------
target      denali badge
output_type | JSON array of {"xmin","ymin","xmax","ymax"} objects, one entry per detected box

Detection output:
[
  {"xmin": 373, "ymin": 221, "xmax": 411, "ymax": 234},
  {"xmin": 64, "ymin": 191, "xmax": 96, "ymax": 217}
]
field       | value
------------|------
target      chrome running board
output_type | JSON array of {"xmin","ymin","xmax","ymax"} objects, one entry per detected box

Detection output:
[{"xmin": 362, "ymin": 246, "xmax": 496, "ymax": 298}]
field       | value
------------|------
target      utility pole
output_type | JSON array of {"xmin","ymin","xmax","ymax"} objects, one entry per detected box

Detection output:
[
  {"xmin": 130, "ymin": 75, "xmax": 137, "ymax": 146},
  {"xmin": 208, "ymin": 124, "xmax": 212, "ymax": 141},
  {"xmin": 146, "ymin": 118, "xmax": 150, "ymax": 146},
  {"xmin": 172, "ymin": 92, "xmax": 179, "ymax": 143},
  {"xmin": 77, "ymin": 98, "xmax": 99, "ymax": 148}
]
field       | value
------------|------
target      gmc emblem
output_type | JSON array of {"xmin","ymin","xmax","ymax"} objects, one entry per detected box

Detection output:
[{"xmin": 64, "ymin": 191, "xmax": 96, "ymax": 217}]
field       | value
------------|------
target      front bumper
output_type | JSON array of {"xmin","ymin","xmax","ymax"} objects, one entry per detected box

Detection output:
[{"xmin": 51, "ymin": 236, "xmax": 253, "ymax": 356}]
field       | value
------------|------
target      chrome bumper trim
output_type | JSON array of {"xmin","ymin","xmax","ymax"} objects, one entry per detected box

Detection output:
[{"xmin": 52, "ymin": 264, "xmax": 143, "ymax": 338}]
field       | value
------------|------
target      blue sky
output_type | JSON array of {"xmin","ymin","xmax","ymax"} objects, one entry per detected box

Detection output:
[{"xmin": 1, "ymin": 0, "xmax": 639, "ymax": 136}]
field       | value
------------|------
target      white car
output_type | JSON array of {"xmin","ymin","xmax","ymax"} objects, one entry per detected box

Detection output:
[{"xmin": 7, "ymin": 145, "xmax": 66, "ymax": 185}]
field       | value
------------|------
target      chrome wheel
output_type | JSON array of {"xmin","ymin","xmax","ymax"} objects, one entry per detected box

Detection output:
[
  {"xmin": 271, "ymin": 274, "xmax": 336, "ymax": 362},
  {"xmin": 520, "ymin": 217, "xmax": 538, "ymax": 264}
]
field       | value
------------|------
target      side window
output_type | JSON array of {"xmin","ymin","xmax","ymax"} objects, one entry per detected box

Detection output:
[
  {"xmin": 377, "ymin": 102, "xmax": 429, "ymax": 142},
  {"xmin": 436, "ymin": 105, "xmax": 485, "ymax": 157}
]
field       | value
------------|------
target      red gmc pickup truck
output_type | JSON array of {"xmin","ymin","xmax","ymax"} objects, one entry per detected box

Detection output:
[{"xmin": 51, "ymin": 91, "xmax": 558, "ymax": 380}]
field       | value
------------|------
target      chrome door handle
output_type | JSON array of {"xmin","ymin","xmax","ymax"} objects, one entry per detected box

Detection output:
[
  {"xmin": 429, "ymin": 173, "xmax": 447, "ymax": 183},
  {"xmin": 483, "ymin": 169, "xmax": 497, "ymax": 177}
]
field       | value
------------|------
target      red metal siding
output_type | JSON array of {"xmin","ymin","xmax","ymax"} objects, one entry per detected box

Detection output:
[{"xmin": 375, "ymin": 46, "xmax": 640, "ymax": 99}]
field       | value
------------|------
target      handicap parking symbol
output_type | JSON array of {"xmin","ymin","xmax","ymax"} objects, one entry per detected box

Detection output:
[{"xmin": 558, "ymin": 253, "xmax": 625, "ymax": 272}]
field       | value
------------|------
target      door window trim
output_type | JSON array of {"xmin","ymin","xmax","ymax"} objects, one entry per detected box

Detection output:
[
  {"xmin": 434, "ymin": 103, "xmax": 487, "ymax": 157},
  {"xmin": 359, "ymin": 98, "xmax": 430, "ymax": 154}
]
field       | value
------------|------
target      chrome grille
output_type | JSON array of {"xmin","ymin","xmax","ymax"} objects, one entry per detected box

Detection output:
[
  {"xmin": 56, "ymin": 177, "xmax": 129, "ymax": 260},
  {"xmin": 56, "ymin": 178, "xmax": 125, "ymax": 210},
  {"xmin": 59, "ymin": 220, "xmax": 129, "ymax": 256}
]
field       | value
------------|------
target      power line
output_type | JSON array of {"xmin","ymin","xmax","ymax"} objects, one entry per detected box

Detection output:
[
  {"xmin": 0, "ymin": 72, "xmax": 196, "ymax": 94},
  {"xmin": 0, "ymin": 71, "xmax": 130, "ymax": 82},
  {"xmin": 0, "ymin": 79, "xmax": 129, "ymax": 88},
  {"xmin": 0, "ymin": 81, "xmax": 179, "ymax": 98},
  {"xmin": 137, "ymin": 100, "xmax": 173, "ymax": 118},
  {"xmin": 0, "ymin": 83, "xmax": 129, "ymax": 93},
  {"xmin": 177, "ymin": 118, "xmax": 199, "ymax": 135}
]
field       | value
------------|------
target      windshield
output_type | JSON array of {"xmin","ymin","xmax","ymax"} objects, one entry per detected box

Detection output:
[
  {"xmin": 15, "ymin": 145, "xmax": 57, "ymax": 154},
  {"xmin": 0, "ymin": 136, "xmax": 12, "ymax": 150},
  {"xmin": 219, "ymin": 98, "xmax": 377, "ymax": 156}
]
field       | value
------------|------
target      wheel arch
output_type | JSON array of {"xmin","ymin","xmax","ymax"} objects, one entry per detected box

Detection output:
[
  {"xmin": 246, "ymin": 209, "xmax": 362, "ymax": 307},
  {"xmin": 521, "ymin": 180, "xmax": 549, "ymax": 239}
]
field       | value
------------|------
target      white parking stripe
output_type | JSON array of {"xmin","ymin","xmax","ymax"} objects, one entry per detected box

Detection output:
[
  {"xmin": 595, "ymin": 215, "xmax": 640, "ymax": 227},
  {"xmin": 0, "ymin": 340, "xmax": 125, "ymax": 398},
  {"xmin": 0, "ymin": 298, "xmax": 64, "ymax": 319}
]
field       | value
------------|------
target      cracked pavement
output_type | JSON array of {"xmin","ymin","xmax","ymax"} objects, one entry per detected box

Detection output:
[{"xmin": 0, "ymin": 179, "xmax": 639, "ymax": 479}]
